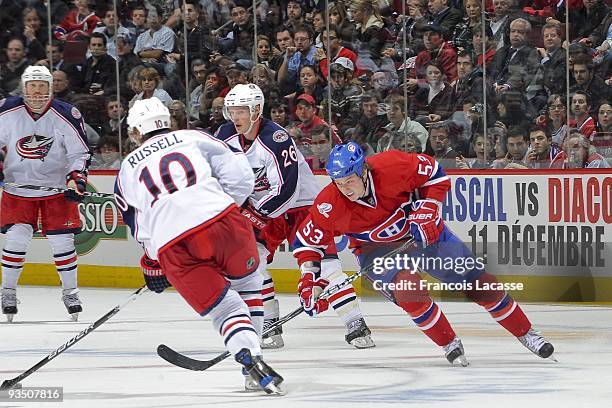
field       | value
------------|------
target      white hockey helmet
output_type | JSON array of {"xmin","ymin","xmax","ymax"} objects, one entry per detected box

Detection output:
[
  {"xmin": 223, "ymin": 83, "xmax": 265, "ymax": 121},
  {"xmin": 21, "ymin": 65, "xmax": 53, "ymax": 112},
  {"xmin": 127, "ymin": 97, "xmax": 171, "ymax": 136}
]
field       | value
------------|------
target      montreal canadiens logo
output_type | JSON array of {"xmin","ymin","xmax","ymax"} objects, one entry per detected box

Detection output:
[
  {"xmin": 368, "ymin": 206, "xmax": 412, "ymax": 242},
  {"xmin": 16, "ymin": 134, "xmax": 54, "ymax": 160},
  {"xmin": 272, "ymin": 130, "xmax": 288, "ymax": 143}
]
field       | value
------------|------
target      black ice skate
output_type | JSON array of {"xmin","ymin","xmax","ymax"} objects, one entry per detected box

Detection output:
[
  {"xmin": 518, "ymin": 328, "xmax": 557, "ymax": 361},
  {"xmin": 235, "ymin": 348, "xmax": 284, "ymax": 395},
  {"xmin": 1, "ymin": 288, "xmax": 18, "ymax": 323},
  {"xmin": 62, "ymin": 288, "xmax": 83, "ymax": 321},
  {"xmin": 345, "ymin": 317, "xmax": 376, "ymax": 348},
  {"xmin": 262, "ymin": 317, "xmax": 284, "ymax": 349},
  {"xmin": 443, "ymin": 337, "xmax": 470, "ymax": 366}
]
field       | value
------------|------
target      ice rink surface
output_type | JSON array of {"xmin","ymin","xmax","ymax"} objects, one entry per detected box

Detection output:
[{"xmin": 1, "ymin": 287, "xmax": 611, "ymax": 408}]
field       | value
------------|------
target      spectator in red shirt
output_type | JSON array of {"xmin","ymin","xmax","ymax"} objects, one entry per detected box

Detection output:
[
  {"xmin": 569, "ymin": 91, "xmax": 596, "ymax": 139},
  {"xmin": 407, "ymin": 22, "xmax": 458, "ymax": 87},
  {"xmin": 53, "ymin": 0, "xmax": 100, "ymax": 41},
  {"xmin": 295, "ymin": 93, "xmax": 342, "ymax": 146},
  {"xmin": 316, "ymin": 25, "xmax": 360, "ymax": 79}
]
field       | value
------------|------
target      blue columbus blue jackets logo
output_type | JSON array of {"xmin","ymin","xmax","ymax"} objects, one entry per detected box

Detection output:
[{"xmin": 16, "ymin": 134, "xmax": 54, "ymax": 160}]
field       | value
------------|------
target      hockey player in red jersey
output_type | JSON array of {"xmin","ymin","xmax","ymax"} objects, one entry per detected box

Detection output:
[
  {"xmin": 293, "ymin": 142, "xmax": 556, "ymax": 365},
  {"xmin": 216, "ymin": 84, "xmax": 374, "ymax": 349},
  {"xmin": 0, "ymin": 66, "xmax": 91, "ymax": 322},
  {"xmin": 115, "ymin": 98, "xmax": 283, "ymax": 394}
]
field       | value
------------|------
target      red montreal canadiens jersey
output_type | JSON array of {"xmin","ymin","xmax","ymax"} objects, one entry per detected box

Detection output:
[{"xmin": 293, "ymin": 150, "xmax": 450, "ymax": 264}]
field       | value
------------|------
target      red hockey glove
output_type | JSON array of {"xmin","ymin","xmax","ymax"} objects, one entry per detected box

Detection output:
[
  {"xmin": 297, "ymin": 261, "xmax": 330, "ymax": 317},
  {"xmin": 141, "ymin": 255, "xmax": 171, "ymax": 293},
  {"xmin": 65, "ymin": 171, "xmax": 87, "ymax": 202},
  {"xmin": 408, "ymin": 199, "xmax": 443, "ymax": 247},
  {"xmin": 240, "ymin": 204, "xmax": 270, "ymax": 231}
]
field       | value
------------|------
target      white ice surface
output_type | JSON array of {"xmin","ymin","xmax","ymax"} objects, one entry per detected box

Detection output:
[{"xmin": 1, "ymin": 287, "xmax": 611, "ymax": 408}]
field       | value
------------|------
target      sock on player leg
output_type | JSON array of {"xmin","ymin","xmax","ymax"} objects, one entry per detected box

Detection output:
[
  {"xmin": 210, "ymin": 289, "xmax": 261, "ymax": 356},
  {"xmin": 399, "ymin": 299, "xmax": 457, "ymax": 346},
  {"xmin": 465, "ymin": 273, "xmax": 531, "ymax": 337},
  {"xmin": 229, "ymin": 272, "xmax": 264, "ymax": 338},
  {"xmin": 1, "ymin": 224, "xmax": 33, "ymax": 290},
  {"xmin": 47, "ymin": 234, "xmax": 78, "ymax": 290},
  {"xmin": 393, "ymin": 269, "xmax": 456, "ymax": 347},
  {"xmin": 321, "ymin": 258, "xmax": 363, "ymax": 327}
]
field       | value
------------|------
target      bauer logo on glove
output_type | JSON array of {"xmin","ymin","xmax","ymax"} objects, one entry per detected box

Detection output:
[
  {"xmin": 141, "ymin": 255, "xmax": 172, "ymax": 293},
  {"xmin": 408, "ymin": 199, "xmax": 443, "ymax": 247}
]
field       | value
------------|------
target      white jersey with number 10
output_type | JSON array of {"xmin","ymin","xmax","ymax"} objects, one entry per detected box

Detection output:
[{"xmin": 114, "ymin": 129, "xmax": 254, "ymax": 258}]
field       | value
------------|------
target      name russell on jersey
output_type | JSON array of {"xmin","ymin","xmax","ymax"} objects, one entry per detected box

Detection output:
[{"xmin": 127, "ymin": 134, "xmax": 184, "ymax": 168}]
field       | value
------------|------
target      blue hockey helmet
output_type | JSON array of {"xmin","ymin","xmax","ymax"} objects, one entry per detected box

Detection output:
[{"xmin": 325, "ymin": 142, "xmax": 365, "ymax": 179}]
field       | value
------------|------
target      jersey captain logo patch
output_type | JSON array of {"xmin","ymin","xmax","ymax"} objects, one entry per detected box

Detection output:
[
  {"xmin": 16, "ymin": 134, "xmax": 54, "ymax": 160},
  {"xmin": 367, "ymin": 205, "xmax": 412, "ymax": 242},
  {"xmin": 317, "ymin": 203, "xmax": 332, "ymax": 218}
]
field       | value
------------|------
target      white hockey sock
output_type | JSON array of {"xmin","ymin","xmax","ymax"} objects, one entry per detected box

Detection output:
[
  {"xmin": 1, "ymin": 224, "xmax": 33, "ymax": 289},
  {"xmin": 322, "ymin": 258, "xmax": 363, "ymax": 328},
  {"xmin": 257, "ymin": 244, "xmax": 276, "ymax": 321},
  {"xmin": 229, "ymin": 272, "xmax": 264, "ymax": 338},
  {"xmin": 209, "ymin": 289, "xmax": 261, "ymax": 356},
  {"xmin": 47, "ymin": 234, "xmax": 78, "ymax": 290}
]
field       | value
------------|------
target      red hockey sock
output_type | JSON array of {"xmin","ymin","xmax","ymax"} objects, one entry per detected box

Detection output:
[
  {"xmin": 465, "ymin": 273, "xmax": 531, "ymax": 337},
  {"xmin": 398, "ymin": 300, "xmax": 456, "ymax": 346},
  {"xmin": 484, "ymin": 295, "xmax": 531, "ymax": 337}
]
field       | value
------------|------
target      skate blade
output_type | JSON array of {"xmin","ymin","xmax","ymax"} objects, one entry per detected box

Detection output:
[
  {"xmin": 547, "ymin": 353, "xmax": 559, "ymax": 363},
  {"xmin": 451, "ymin": 355, "xmax": 470, "ymax": 367},
  {"xmin": 5, "ymin": 314, "xmax": 14, "ymax": 323},
  {"xmin": 261, "ymin": 335, "xmax": 284, "ymax": 349},
  {"xmin": 70, "ymin": 313, "xmax": 79, "ymax": 322},
  {"xmin": 350, "ymin": 335, "xmax": 376, "ymax": 349},
  {"xmin": 263, "ymin": 383, "xmax": 285, "ymax": 396}
]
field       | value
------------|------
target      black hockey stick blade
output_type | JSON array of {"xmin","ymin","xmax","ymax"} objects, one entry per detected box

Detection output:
[
  {"xmin": 157, "ymin": 345, "xmax": 230, "ymax": 371},
  {"xmin": 156, "ymin": 239, "xmax": 416, "ymax": 372},
  {"xmin": 0, "ymin": 378, "xmax": 20, "ymax": 391},
  {"xmin": 157, "ymin": 307, "xmax": 304, "ymax": 371}
]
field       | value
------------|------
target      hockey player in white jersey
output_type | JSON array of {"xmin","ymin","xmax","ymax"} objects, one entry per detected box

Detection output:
[
  {"xmin": 0, "ymin": 66, "xmax": 91, "ymax": 322},
  {"xmin": 215, "ymin": 83, "xmax": 374, "ymax": 349},
  {"xmin": 115, "ymin": 97, "xmax": 283, "ymax": 394}
]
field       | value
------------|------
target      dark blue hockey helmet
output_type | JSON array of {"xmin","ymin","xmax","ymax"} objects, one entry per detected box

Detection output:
[{"xmin": 325, "ymin": 142, "xmax": 365, "ymax": 179}]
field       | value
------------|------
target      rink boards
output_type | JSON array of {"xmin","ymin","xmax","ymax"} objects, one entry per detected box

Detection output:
[{"xmin": 1, "ymin": 169, "xmax": 611, "ymax": 303}]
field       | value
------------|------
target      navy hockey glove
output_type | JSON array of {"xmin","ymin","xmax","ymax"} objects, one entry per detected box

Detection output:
[
  {"xmin": 298, "ymin": 261, "xmax": 329, "ymax": 317},
  {"xmin": 65, "ymin": 171, "xmax": 87, "ymax": 202},
  {"xmin": 141, "ymin": 255, "xmax": 171, "ymax": 293},
  {"xmin": 408, "ymin": 199, "xmax": 443, "ymax": 247}
]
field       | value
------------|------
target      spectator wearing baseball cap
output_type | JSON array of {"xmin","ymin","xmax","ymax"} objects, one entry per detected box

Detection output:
[
  {"xmin": 324, "ymin": 57, "xmax": 364, "ymax": 138},
  {"xmin": 295, "ymin": 94, "xmax": 342, "ymax": 147},
  {"xmin": 406, "ymin": 20, "xmax": 458, "ymax": 88}
]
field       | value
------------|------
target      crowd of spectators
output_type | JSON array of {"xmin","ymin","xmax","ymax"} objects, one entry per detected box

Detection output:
[{"xmin": 1, "ymin": 0, "xmax": 611, "ymax": 170}]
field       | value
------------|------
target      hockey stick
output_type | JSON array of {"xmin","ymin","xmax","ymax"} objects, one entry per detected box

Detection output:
[
  {"xmin": 157, "ymin": 238, "xmax": 416, "ymax": 371},
  {"xmin": 0, "ymin": 285, "xmax": 148, "ymax": 391},
  {"xmin": 0, "ymin": 181, "xmax": 115, "ymax": 199}
]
